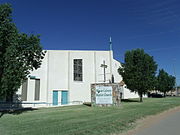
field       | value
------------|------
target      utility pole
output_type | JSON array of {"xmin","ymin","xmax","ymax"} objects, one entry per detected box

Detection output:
[{"xmin": 172, "ymin": 59, "xmax": 178, "ymax": 96}]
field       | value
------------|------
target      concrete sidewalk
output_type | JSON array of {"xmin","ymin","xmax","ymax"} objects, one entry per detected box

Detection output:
[{"xmin": 134, "ymin": 108, "xmax": 180, "ymax": 135}]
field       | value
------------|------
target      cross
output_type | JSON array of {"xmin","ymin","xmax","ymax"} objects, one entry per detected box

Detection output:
[{"xmin": 100, "ymin": 60, "xmax": 108, "ymax": 82}]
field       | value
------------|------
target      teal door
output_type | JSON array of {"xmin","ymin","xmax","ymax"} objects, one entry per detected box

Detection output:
[
  {"xmin": 53, "ymin": 91, "xmax": 58, "ymax": 105},
  {"xmin": 61, "ymin": 91, "xmax": 68, "ymax": 105}
]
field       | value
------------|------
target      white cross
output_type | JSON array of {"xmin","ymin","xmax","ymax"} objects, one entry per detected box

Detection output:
[{"xmin": 100, "ymin": 60, "xmax": 108, "ymax": 82}]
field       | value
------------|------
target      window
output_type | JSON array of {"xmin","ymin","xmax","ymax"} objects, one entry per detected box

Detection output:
[
  {"xmin": 34, "ymin": 79, "xmax": 40, "ymax": 100},
  {"xmin": 21, "ymin": 79, "xmax": 28, "ymax": 101},
  {"xmin": 73, "ymin": 59, "xmax": 83, "ymax": 81}
]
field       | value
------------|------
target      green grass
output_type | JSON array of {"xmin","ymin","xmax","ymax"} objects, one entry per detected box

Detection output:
[{"xmin": 0, "ymin": 97, "xmax": 180, "ymax": 135}]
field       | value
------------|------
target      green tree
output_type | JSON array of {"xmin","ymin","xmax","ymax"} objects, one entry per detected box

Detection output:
[
  {"xmin": 168, "ymin": 75, "xmax": 176, "ymax": 95},
  {"xmin": 118, "ymin": 49, "xmax": 157, "ymax": 102},
  {"xmin": 0, "ymin": 4, "xmax": 45, "ymax": 101},
  {"xmin": 157, "ymin": 69, "xmax": 176, "ymax": 96}
]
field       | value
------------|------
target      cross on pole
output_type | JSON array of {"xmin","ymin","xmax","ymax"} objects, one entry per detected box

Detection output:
[{"xmin": 100, "ymin": 60, "xmax": 108, "ymax": 82}]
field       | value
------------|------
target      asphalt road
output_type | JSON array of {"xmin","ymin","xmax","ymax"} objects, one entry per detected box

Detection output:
[{"xmin": 134, "ymin": 109, "xmax": 180, "ymax": 135}]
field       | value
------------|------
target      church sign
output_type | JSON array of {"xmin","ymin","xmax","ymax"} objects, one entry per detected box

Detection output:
[
  {"xmin": 91, "ymin": 83, "xmax": 121, "ymax": 107},
  {"xmin": 96, "ymin": 86, "xmax": 112, "ymax": 104}
]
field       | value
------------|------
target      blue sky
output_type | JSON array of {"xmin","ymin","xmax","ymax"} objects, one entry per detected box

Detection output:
[{"xmin": 1, "ymin": 0, "xmax": 180, "ymax": 85}]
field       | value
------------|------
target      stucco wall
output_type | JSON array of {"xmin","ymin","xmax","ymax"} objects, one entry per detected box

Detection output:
[
  {"xmin": 17, "ymin": 50, "xmax": 142, "ymax": 107},
  {"xmin": 112, "ymin": 59, "xmax": 123, "ymax": 83},
  {"xmin": 17, "ymin": 52, "xmax": 48, "ymax": 103}
]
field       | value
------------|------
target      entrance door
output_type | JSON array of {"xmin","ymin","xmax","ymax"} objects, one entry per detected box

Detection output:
[
  {"xmin": 53, "ymin": 91, "xmax": 58, "ymax": 105},
  {"xmin": 61, "ymin": 91, "xmax": 68, "ymax": 105}
]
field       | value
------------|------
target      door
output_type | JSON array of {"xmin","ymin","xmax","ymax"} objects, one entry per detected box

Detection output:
[
  {"xmin": 53, "ymin": 91, "xmax": 58, "ymax": 105},
  {"xmin": 61, "ymin": 91, "xmax": 68, "ymax": 105}
]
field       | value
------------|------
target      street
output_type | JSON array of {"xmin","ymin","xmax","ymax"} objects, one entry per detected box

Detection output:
[{"xmin": 134, "ymin": 108, "xmax": 180, "ymax": 135}]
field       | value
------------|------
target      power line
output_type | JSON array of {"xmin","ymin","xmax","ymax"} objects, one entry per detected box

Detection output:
[{"xmin": 146, "ymin": 46, "xmax": 180, "ymax": 52}]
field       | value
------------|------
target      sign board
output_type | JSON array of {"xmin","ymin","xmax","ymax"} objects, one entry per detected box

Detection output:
[{"xmin": 96, "ymin": 86, "xmax": 112, "ymax": 104}]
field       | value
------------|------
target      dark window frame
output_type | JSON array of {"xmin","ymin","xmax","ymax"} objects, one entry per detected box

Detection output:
[{"xmin": 73, "ymin": 59, "xmax": 83, "ymax": 81}]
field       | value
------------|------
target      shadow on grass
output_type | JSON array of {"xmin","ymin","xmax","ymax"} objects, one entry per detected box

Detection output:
[
  {"xmin": 0, "ymin": 108, "xmax": 38, "ymax": 118},
  {"xmin": 83, "ymin": 102, "xmax": 92, "ymax": 107},
  {"xmin": 83, "ymin": 100, "xmax": 140, "ymax": 107},
  {"xmin": 121, "ymin": 99, "xmax": 139, "ymax": 102}
]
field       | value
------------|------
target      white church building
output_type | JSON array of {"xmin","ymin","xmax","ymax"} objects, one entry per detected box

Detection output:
[{"xmin": 17, "ymin": 49, "xmax": 140, "ymax": 107}]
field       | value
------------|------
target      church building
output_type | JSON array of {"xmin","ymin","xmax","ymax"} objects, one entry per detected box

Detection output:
[{"xmin": 17, "ymin": 49, "xmax": 140, "ymax": 107}]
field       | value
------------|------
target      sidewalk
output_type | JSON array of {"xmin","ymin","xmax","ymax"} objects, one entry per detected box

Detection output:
[{"xmin": 121, "ymin": 106, "xmax": 180, "ymax": 135}]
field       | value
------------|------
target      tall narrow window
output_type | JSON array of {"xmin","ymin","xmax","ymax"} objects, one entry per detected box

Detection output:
[
  {"xmin": 34, "ymin": 79, "xmax": 40, "ymax": 100},
  {"xmin": 21, "ymin": 79, "xmax": 28, "ymax": 101},
  {"xmin": 74, "ymin": 59, "xmax": 83, "ymax": 81}
]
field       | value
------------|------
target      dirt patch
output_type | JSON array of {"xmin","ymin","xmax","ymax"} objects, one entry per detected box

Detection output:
[{"xmin": 118, "ymin": 106, "xmax": 180, "ymax": 135}]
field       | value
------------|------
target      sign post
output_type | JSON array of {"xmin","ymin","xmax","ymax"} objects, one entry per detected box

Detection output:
[
  {"xmin": 96, "ymin": 86, "xmax": 112, "ymax": 104},
  {"xmin": 91, "ymin": 83, "xmax": 121, "ymax": 107}
]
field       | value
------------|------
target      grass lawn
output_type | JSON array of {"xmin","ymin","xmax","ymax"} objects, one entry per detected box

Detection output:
[{"xmin": 0, "ymin": 97, "xmax": 180, "ymax": 135}]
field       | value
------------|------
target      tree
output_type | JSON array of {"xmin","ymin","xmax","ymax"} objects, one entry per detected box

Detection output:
[
  {"xmin": 0, "ymin": 4, "xmax": 45, "ymax": 101},
  {"xmin": 157, "ymin": 69, "xmax": 175, "ymax": 96},
  {"xmin": 168, "ymin": 75, "xmax": 176, "ymax": 95},
  {"xmin": 118, "ymin": 49, "xmax": 157, "ymax": 102}
]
